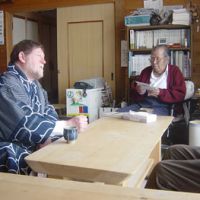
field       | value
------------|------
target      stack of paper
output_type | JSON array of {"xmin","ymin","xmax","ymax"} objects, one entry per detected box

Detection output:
[
  {"xmin": 123, "ymin": 110, "xmax": 157, "ymax": 123},
  {"xmin": 172, "ymin": 8, "xmax": 191, "ymax": 25}
]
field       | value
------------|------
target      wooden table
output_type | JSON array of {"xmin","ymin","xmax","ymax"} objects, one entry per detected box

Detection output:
[
  {"xmin": 1, "ymin": 172, "xmax": 200, "ymax": 200},
  {"xmin": 25, "ymin": 116, "xmax": 173, "ymax": 188}
]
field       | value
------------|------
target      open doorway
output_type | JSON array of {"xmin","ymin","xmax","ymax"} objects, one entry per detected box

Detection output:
[{"xmin": 12, "ymin": 9, "xmax": 58, "ymax": 103}]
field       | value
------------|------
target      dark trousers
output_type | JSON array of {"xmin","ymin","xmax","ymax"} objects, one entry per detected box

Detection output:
[
  {"xmin": 145, "ymin": 145, "xmax": 200, "ymax": 192},
  {"xmin": 117, "ymin": 97, "xmax": 170, "ymax": 116}
]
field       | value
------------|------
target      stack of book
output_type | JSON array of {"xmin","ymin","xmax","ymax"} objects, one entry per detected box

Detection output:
[{"xmin": 172, "ymin": 8, "xmax": 191, "ymax": 25}]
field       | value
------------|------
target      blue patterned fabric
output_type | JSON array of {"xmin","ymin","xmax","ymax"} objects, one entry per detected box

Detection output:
[
  {"xmin": 0, "ymin": 142, "xmax": 30, "ymax": 174},
  {"xmin": 0, "ymin": 65, "xmax": 59, "ymax": 175}
]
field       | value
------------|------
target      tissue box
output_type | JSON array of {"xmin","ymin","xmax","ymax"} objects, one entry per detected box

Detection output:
[{"xmin": 125, "ymin": 15, "xmax": 150, "ymax": 26}]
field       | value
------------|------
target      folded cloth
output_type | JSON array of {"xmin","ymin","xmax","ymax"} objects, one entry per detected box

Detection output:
[{"xmin": 122, "ymin": 110, "xmax": 157, "ymax": 123}]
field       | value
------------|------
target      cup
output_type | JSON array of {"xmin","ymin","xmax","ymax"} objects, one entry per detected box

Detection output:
[
  {"xmin": 63, "ymin": 126, "xmax": 78, "ymax": 144},
  {"xmin": 189, "ymin": 120, "xmax": 200, "ymax": 146}
]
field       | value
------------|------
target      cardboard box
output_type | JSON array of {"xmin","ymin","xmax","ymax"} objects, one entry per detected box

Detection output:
[{"xmin": 66, "ymin": 88, "xmax": 102, "ymax": 123}]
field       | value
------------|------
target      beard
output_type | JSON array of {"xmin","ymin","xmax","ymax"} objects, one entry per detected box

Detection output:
[{"xmin": 29, "ymin": 68, "xmax": 44, "ymax": 81}]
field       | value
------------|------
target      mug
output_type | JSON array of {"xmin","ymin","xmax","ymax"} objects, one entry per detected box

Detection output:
[{"xmin": 63, "ymin": 126, "xmax": 78, "ymax": 143}]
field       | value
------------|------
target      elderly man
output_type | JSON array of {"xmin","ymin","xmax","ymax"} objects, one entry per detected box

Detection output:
[
  {"xmin": 118, "ymin": 45, "xmax": 186, "ymax": 116},
  {"xmin": 0, "ymin": 40, "xmax": 88, "ymax": 174}
]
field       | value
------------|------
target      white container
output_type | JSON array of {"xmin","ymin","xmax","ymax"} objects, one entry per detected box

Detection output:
[
  {"xmin": 99, "ymin": 107, "xmax": 118, "ymax": 118},
  {"xmin": 189, "ymin": 120, "xmax": 200, "ymax": 146},
  {"xmin": 66, "ymin": 88, "xmax": 102, "ymax": 123}
]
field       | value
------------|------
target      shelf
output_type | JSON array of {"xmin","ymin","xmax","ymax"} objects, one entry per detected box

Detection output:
[
  {"xmin": 126, "ymin": 24, "xmax": 191, "ymax": 31},
  {"xmin": 129, "ymin": 47, "xmax": 191, "ymax": 52},
  {"xmin": 129, "ymin": 48, "xmax": 152, "ymax": 53}
]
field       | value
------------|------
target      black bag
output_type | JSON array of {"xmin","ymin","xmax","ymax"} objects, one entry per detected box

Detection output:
[
  {"xmin": 73, "ymin": 82, "xmax": 93, "ymax": 90},
  {"xmin": 73, "ymin": 82, "xmax": 93, "ymax": 97},
  {"xmin": 150, "ymin": 13, "xmax": 162, "ymax": 25}
]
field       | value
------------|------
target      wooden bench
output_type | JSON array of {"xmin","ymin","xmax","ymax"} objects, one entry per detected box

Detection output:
[{"xmin": 1, "ymin": 172, "xmax": 200, "ymax": 200}]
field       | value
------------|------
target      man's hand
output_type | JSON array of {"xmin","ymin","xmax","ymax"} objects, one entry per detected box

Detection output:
[
  {"xmin": 148, "ymin": 88, "xmax": 160, "ymax": 97},
  {"xmin": 67, "ymin": 115, "xmax": 88, "ymax": 133},
  {"xmin": 136, "ymin": 85, "xmax": 146, "ymax": 95}
]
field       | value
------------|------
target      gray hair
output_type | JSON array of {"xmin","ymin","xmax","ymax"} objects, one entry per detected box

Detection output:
[{"xmin": 151, "ymin": 45, "xmax": 170, "ymax": 58}]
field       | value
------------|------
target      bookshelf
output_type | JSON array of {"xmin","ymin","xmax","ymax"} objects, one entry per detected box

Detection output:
[{"xmin": 126, "ymin": 24, "xmax": 192, "ymax": 103}]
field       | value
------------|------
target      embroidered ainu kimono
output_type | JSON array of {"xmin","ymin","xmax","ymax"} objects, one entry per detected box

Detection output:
[{"xmin": 0, "ymin": 65, "xmax": 59, "ymax": 174}]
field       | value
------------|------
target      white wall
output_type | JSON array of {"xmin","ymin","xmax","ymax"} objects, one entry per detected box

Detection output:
[{"xmin": 12, "ymin": 16, "xmax": 38, "ymax": 45}]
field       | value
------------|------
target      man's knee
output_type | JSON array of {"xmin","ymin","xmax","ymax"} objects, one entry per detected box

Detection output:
[
  {"xmin": 155, "ymin": 160, "xmax": 167, "ymax": 174},
  {"xmin": 163, "ymin": 144, "xmax": 188, "ymax": 160},
  {"xmin": 145, "ymin": 161, "xmax": 168, "ymax": 189},
  {"xmin": 154, "ymin": 160, "xmax": 173, "ymax": 189}
]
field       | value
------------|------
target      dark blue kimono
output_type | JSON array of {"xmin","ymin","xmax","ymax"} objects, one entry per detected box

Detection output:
[{"xmin": 0, "ymin": 65, "xmax": 59, "ymax": 174}]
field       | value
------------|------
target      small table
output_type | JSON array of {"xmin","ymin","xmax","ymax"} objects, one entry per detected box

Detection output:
[{"xmin": 26, "ymin": 116, "xmax": 173, "ymax": 188}]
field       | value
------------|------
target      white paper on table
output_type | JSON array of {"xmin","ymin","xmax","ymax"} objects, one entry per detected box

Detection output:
[{"xmin": 123, "ymin": 111, "xmax": 157, "ymax": 123}]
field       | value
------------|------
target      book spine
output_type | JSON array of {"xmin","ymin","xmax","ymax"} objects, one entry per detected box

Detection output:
[{"xmin": 129, "ymin": 29, "xmax": 135, "ymax": 49}]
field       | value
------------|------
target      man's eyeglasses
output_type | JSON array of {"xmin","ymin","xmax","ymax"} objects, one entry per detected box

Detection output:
[{"xmin": 149, "ymin": 56, "xmax": 166, "ymax": 63}]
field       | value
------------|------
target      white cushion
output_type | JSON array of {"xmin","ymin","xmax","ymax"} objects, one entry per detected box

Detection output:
[{"xmin": 184, "ymin": 81, "xmax": 194, "ymax": 100}]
